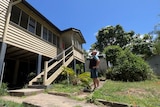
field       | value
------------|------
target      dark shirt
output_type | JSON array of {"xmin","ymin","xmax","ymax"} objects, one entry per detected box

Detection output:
[{"xmin": 89, "ymin": 56, "xmax": 98, "ymax": 69}]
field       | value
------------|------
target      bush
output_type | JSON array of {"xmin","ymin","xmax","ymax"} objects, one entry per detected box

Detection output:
[
  {"xmin": 61, "ymin": 66, "xmax": 76, "ymax": 85},
  {"xmin": 27, "ymin": 72, "xmax": 36, "ymax": 82},
  {"xmin": 78, "ymin": 72, "xmax": 92, "ymax": 88},
  {"xmin": 104, "ymin": 45, "xmax": 123, "ymax": 66},
  {"xmin": 105, "ymin": 46, "xmax": 154, "ymax": 81},
  {"xmin": 0, "ymin": 83, "xmax": 8, "ymax": 96}
]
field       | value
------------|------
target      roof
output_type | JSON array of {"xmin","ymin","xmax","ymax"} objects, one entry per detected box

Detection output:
[
  {"xmin": 21, "ymin": 1, "xmax": 86, "ymax": 43},
  {"xmin": 62, "ymin": 28, "xmax": 86, "ymax": 43},
  {"xmin": 21, "ymin": 0, "xmax": 61, "ymax": 32}
]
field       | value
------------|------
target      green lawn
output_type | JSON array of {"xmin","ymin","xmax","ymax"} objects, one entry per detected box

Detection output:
[
  {"xmin": 92, "ymin": 79, "xmax": 160, "ymax": 107},
  {"xmin": 49, "ymin": 83, "xmax": 84, "ymax": 94},
  {"xmin": 1, "ymin": 79, "xmax": 159, "ymax": 107},
  {"xmin": 0, "ymin": 99, "xmax": 24, "ymax": 107},
  {"xmin": 49, "ymin": 79, "xmax": 160, "ymax": 107}
]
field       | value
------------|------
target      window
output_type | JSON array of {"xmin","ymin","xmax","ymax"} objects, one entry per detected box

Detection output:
[
  {"xmin": 10, "ymin": 6, "xmax": 58, "ymax": 45},
  {"xmin": 53, "ymin": 33, "xmax": 57, "ymax": 45},
  {"xmin": 36, "ymin": 22, "xmax": 41, "ymax": 37},
  {"xmin": 20, "ymin": 11, "xmax": 29, "ymax": 29},
  {"xmin": 28, "ymin": 17, "xmax": 36, "ymax": 33},
  {"xmin": 57, "ymin": 36, "xmax": 60, "ymax": 48},
  {"xmin": 43, "ymin": 27, "xmax": 48, "ymax": 40},
  {"xmin": 10, "ymin": 6, "xmax": 21, "ymax": 24},
  {"xmin": 48, "ymin": 30, "xmax": 53, "ymax": 43}
]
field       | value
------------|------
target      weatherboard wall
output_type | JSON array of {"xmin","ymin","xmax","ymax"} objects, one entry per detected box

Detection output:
[
  {"xmin": 5, "ymin": 23, "xmax": 57, "ymax": 58},
  {"xmin": 0, "ymin": 0, "xmax": 9, "ymax": 41}
]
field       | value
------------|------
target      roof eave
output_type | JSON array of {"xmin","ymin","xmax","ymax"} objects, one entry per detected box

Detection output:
[
  {"xmin": 21, "ymin": 0, "xmax": 61, "ymax": 32},
  {"xmin": 62, "ymin": 28, "xmax": 86, "ymax": 43}
]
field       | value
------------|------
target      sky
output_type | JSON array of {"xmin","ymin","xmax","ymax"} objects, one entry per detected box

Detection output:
[{"xmin": 26, "ymin": 0, "xmax": 160, "ymax": 50}]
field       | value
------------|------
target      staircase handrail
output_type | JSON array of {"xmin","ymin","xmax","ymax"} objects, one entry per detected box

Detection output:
[
  {"xmin": 45, "ymin": 56, "xmax": 74, "ymax": 85},
  {"xmin": 43, "ymin": 45, "xmax": 74, "ymax": 85},
  {"xmin": 29, "ymin": 45, "xmax": 74, "ymax": 86},
  {"xmin": 48, "ymin": 45, "xmax": 73, "ymax": 63},
  {"xmin": 47, "ymin": 50, "xmax": 73, "ymax": 72}
]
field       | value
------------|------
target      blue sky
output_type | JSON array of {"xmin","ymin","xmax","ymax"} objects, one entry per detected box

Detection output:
[{"xmin": 26, "ymin": 0, "xmax": 160, "ymax": 50}]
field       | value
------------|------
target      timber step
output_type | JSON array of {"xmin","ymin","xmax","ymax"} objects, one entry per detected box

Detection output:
[
  {"xmin": 27, "ymin": 85, "xmax": 48, "ymax": 89},
  {"xmin": 32, "ymin": 81, "xmax": 43, "ymax": 85},
  {"xmin": 8, "ymin": 88, "xmax": 44, "ymax": 97}
]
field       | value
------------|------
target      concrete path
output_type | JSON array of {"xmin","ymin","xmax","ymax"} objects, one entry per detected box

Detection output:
[
  {"xmin": 0, "ymin": 81, "xmax": 107, "ymax": 107},
  {"xmin": 1, "ymin": 93, "xmax": 102, "ymax": 107}
]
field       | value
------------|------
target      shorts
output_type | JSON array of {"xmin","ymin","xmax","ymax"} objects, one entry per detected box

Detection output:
[{"xmin": 90, "ymin": 68, "xmax": 98, "ymax": 78}]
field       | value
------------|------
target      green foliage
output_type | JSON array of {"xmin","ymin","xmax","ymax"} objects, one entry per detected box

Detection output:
[
  {"xmin": 60, "ymin": 67, "xmax": 92, "ymax": 87},
  {"xmin": 153, "ymin": 34, "xmax": 160, "ymax": 55},
  {"xmin": 153, "ymin": 41, "xmax": 160, "ymax": 55},
  {"xmin": 62, "ymin": 66, "xmax": 75, "ymax": 76},
  {"xmin": 0, "ymin": 99, "xmax": 24, "ymax": 107},
  {"xmin": 78, "ymin": 72, "xmax": 92, "ymax": 88},
  {"xmin": 103, "ymin": 45, "xmax": 123, "ymax": 66},
  {"xmin": 92, "ymin": 24, "xmax": 155, "ymax": 59},
  {"xmin": 50, "ymin": 72, "xmax": 92, "ymax": 94},
  {"xmin": 50, "ymin": 83, "xmax": 83, "ymax": 94},
  {"xmin": 95, "ymin": 25, "xmax": 134, "ymax": 52},
  {"xmin": 61, "ymin": 66, "xmax": 76, "ymax": 85},
  {"xmin": 92, "ymin": 80, "xmax": 160, "ymax": 107},
  {"xmin": 0, "ymin": 83, "xmax": 8, "ymax": 96},
  {"xmin": 130, "ymin": 34, "xmax": 154, "ymax": 59},
  {"xmin": 27, "ymin": 72, "xmax": 36, "ymax": 82},
  {"xmin": 76, "ymin": 63, "xmax": 84, "ymax": 75},
  {"xmin": 108, "ymin": 48, "xmax": 154, "ymax": 81}
]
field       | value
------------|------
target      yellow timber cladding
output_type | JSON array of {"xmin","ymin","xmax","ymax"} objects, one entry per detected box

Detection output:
[
  {"xmin": 0, "ymin": 0, "xmax": 9, "ymax": 40},
  {"xmin": 5, "ymin": 2, "xmax": 60, "ymax": 58},
  {"xmin": 1, "ymin": 1, "xmax": 85, "ymax": 59},
  {"xmin": 6, "ymin": 24, "xmax": 57, "ymax": 58}
]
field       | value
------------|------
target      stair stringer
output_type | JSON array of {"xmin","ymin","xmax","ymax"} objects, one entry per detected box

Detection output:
[
  {"xmin": 44, "ymin": 56, "xmax": 74, "ymax": 85},
  {"xmin": 28, "ymin": 71, "xmax": 44, "ymax": 86},
  {"xmin": 28, "ymin": 46, "xmax": 74, "ymax": 87}
]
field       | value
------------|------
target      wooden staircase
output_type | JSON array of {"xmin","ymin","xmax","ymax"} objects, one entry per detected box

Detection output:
[{"xmin": 28, "ymin": 46, "xmax": 74, "ymax": 88}]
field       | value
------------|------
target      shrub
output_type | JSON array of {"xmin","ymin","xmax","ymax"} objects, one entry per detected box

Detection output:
[
  {"xmin": 0, "ymin": 83, "xmax": 8, "ymax": 96},
  {"xmin": 58, "ymin": 67, "xmax": 92, "ymax": 87},
  {"xmin": 61, "ymin": 66, "xmax": 76, "ymax": 85},
  {"xmin": 104, "ymin": 45, "xmax": 123, "ymax": 66},
  {"xmin": 105, "ymin": 46, "xmax": 154, "ymax": 81},
  {"xmin": 78, "ymin": 72, "xmax": 92, "ymax": 88},
  {"xmin": 27, "ymin": 72, "xmax": 36, "ymax": 82}
]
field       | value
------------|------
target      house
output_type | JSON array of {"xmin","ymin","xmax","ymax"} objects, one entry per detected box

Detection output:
[{"xmin": 0, "ymin": 0, "xmax": 86, "ymax": 89}]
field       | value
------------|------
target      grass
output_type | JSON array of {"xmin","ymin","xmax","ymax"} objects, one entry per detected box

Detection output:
[
  {"xmin": 1, "ymin": 79, "xmax": 159, "ymax": 107},
  {"xmin": 0, "ymin": 99, "xmax": 24, "ymax": 107},
  {"xmin": 92, "ymin": 79, "xmax": 160, "ymax": 107},
  {"xmin": 48, "ymin": 83, "xmax": 88, "ymax": 101},
  {"xmin": 49, "ymin": 79, "xmax": 160, "ymax": 107},
  {"xmin": 49, "ymin": 83, "xmax": 84, "ymax": 94}
]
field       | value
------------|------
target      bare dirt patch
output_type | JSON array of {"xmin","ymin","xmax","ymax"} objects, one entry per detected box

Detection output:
[{"xmin": 117, "ymin": 88, "xmax": 148, "ymax": 98}]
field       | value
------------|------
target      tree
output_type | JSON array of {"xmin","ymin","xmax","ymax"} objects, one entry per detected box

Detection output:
[
  {"xmin": 151, "ymin": 15, "xmax": 160, "ymax": 55},
  {"xmin": 103, "ymin": 45, "xmax": 123, "ymax": 66},
  {"xmin": 94, "ymin": 25, "xmax": 134, "ymax": 52},
  {"xmin": 153, "ymin": 33, "xmax": 160, "ymax": 55},
  {"xmin": 130, "ymin": 34, "xmax": 154, "ymax": 59},
  {"xmin": 153, "ymin": 41, "xmax": 160, "ymax": 55},
  {"xmin": 93, "ymin": 24, "xmax": 154, "ymax": 59}
]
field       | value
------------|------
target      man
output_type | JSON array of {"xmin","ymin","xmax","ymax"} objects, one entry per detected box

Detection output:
[{"xmin": 89, "ymin": 50, "xmax": 100, "ymax": 90}]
